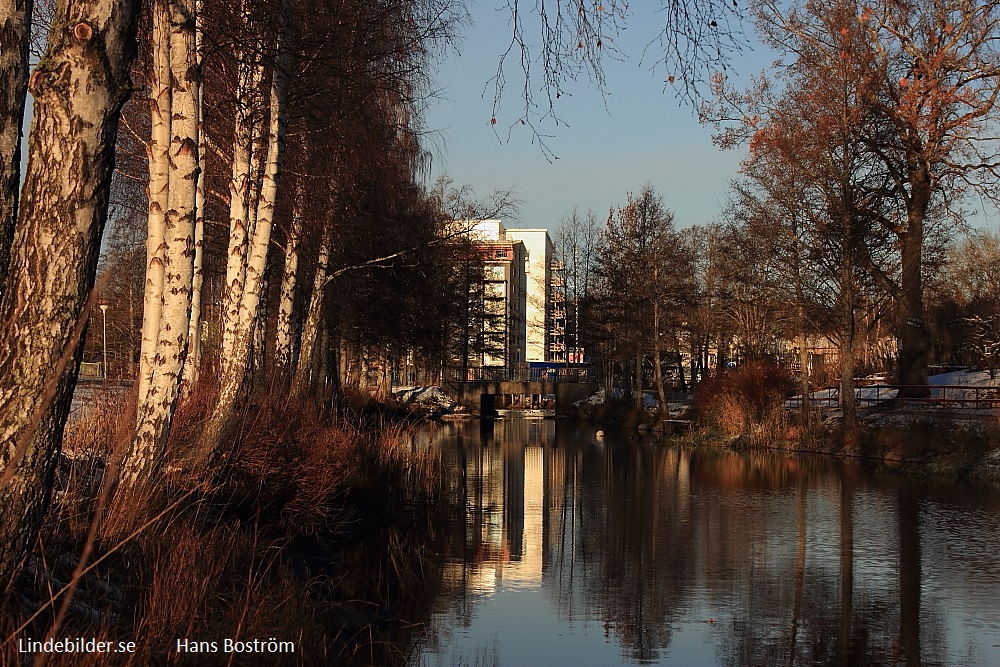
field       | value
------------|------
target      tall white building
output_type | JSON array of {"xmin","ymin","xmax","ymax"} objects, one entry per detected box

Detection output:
[
  {"xmin": 456, "ymin": 220, "xmax": 528, "ymax": 372},
  {"xmin": 505, "ymin": 229, "xmax": 557, "ymax": 363},
  {"xmin": 455, "ymin": 221, "xmax": 565, "ymax": 369}
]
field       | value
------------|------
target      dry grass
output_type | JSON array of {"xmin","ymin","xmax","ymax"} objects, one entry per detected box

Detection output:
[{"xmin": 1, "ymin": 386, "xmax": 447, "ymax": 666}]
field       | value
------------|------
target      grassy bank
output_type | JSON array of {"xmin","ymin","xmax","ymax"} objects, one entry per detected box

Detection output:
[
  {"xmin": 1, "ymin": 389, "xmax": 449, "ymax": 666},
  {"xmin": 678, "ymin": 362, "xmax": 1000, "ymax": 483}
]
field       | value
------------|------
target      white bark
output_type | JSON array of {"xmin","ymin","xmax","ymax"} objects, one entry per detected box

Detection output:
[
  {"xmin": 136, "ymin": 0, "xmax": 171, "ymax": 410},
  {"xmin": 221, "ymin": 33, "xmax": 287, "ymax": 391},
  {"xmin": 275, "ymin": 183, "xmax": 304, "ymax": 373},
  {"xmin": 126, "ymin": 0, "xmax": 199, "ymax": 486},
  {"xmin": 184, "ymin": 0, "xmax": 206, "ymax": 385},
  {"xmin": 218, "ymin": 51, "xmax": 262, "ymax": 364},
  {"xmin": 0, "ymin": 0, "xmax": 139, "ymax": 586},
  {"xmin": 200, "ymin": 15, "xmax": 289, "ymax": 454}
]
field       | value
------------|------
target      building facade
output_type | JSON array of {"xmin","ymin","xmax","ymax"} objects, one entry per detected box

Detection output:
[
  {"xmin": 458, "ymin": 220, "xmax": 528, "ymax": 373},
  {"xmin": 455, "ymin": 221, "xmax": 566, "ymax": 371},
  {"xmin": 505, "ymin": 228, "xmax": 561, "ymax": 363}
]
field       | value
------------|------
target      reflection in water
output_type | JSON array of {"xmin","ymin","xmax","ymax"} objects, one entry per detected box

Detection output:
[{"xmin": 413, "ymin": 420, "xmax": 1000, "ymax": 667}]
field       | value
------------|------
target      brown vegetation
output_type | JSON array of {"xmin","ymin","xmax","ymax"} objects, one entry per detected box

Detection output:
[
  {"xmin": 692, "ymin": 360, "xmax": 794, "ymax": 447},
  {"xmin": 1, "ymin": 389, "xmax": 446, "ymax": 666}
]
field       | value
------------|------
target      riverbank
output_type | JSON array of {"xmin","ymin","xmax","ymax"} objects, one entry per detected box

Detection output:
[
  {"xmin": 1, "ymin": 389, "xmax": 450, "ymax": 666},
  {"xmin": 674, "ymin": 404, "xmax": 1000, "ymax": 484}
]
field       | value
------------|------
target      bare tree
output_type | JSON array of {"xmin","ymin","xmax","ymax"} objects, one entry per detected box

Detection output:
[
  {"xmin": 126, "ymin": 0, "xmax": 201, "ymax": 487},
  {"xmin": 490, "ymin": 0, "xmax": 746, "ymax": 155},
  {"xmin": 747, "ymin": 0, "xmax": 1000, "ymax": 394}
]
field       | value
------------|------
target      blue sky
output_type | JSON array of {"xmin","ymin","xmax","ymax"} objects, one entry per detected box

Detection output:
[
  {"xmin": 423, "ymin": 5, "xmax": 1000, "ymax": 234},
  {"xmin": 423, "ymin": 4, "xmax": 770, "ymax": 232}
]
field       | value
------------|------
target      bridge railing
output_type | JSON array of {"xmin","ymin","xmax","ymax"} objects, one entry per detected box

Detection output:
[{"xmin": 444, "ymin": 367, "xmax": 596, "ymax": 383}]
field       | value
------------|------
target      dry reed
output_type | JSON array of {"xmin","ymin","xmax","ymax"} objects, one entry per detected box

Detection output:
[{"xmin": 2, "ymin": 385, "xmax": 448, "ymax": 666}]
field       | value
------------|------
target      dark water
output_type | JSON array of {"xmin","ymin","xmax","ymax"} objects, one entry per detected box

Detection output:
[{"xmin": 408, "ymin": 418, "xmax": 1000, "ymax": 667}]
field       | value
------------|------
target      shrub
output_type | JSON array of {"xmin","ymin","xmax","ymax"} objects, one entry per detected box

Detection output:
[{"xmin": 693, "ymin": 359, "xmax": 794, "ymax": 446}]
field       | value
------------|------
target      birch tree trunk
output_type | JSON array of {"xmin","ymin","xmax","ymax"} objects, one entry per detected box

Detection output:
[
  {"xmin": 201, "ymin": 24, "xmax": 288, "ymax": 454},
  {"xmin": 275, "ymin": 182, "xmax": 304, "ymax": 375},
  {"xmin": 184, "ymin": 0, "xmax": 206, "ymax": 386},
  {"xmin": 0, "ymin": 0, "xmax": 139, "ymax": 587},
  {"xmin": 218, "ymin": 51, "xmax": 261, "ymax": 365},
  {"xmin": 136, "ymin": 0, "xmax": 171, "ymax": 409},
  {"xmin": 292, "ymin": 226, "xmax": 331, "ymax": 399},
  {"xmin": 0, "ymin": 0, "xmax": 33, "ymax": 300},
  {"xmin": 125, "ymin": 0, "xmax": 199, "ymax": 487}
]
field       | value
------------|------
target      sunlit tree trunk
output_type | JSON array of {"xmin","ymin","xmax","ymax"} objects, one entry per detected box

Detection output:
[
  {"xmin": 125, "ymin": 0, "xmax": 199, "ymax": 486},
  {"xmin": 184, "ymin": 0, "xmax": 206, "ymax": 387},
  {"xmin": 205, "ymin": 17, "xmax": 288, "ymax": 447},
  {"xmin": 0, "ymin": 0, "xmax": 139, "ymax": 587},
  {"xmin": 136, "ymin": 0, "xmax": 172, "ymax": 408},
  {"xmin": 218, "ymin": 49, "xmax": 261, "ymax": 366},
  {"xmin": 0, "ymin": 0, "xmax": 32, "ymax": 300},
  {"xmin": 293, "ymin": 226, "xmax": 331, "ymax": 399}
]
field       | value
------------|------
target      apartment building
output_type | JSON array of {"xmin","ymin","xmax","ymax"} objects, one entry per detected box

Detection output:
[
  {"xmin": 456, "ymin": 221, "xmax": 566, "ymax": 370},
  {"xmin": 458, "ymin": 220, "xmax": 528, "ymax": 372}
]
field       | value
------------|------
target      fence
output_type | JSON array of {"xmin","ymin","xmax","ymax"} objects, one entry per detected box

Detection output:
[
  {"xmin": 444, "ymin": 366, "xmax": 596, "ymax": 383},
  {"xmin": 801, "ymin": 384, "xmax": 1000, "ymax": 409}
]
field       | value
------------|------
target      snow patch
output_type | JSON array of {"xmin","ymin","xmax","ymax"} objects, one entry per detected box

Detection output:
[{"xmin": 394, "ymin": 386, "xmax": 462, "ymax": 413}]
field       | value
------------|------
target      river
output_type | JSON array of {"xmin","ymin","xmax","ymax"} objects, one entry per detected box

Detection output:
[{"xmin": 398, "ymin": 417, "xmax": 1000, "ymax": 667}]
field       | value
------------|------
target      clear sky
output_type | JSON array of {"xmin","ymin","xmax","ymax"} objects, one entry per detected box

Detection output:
[
  {"xmin": 423, "ymin": 4, "xmax": 768, "ymax": 233},
  {"xmin": 424, "ymin": 4, "xmax": 998, "ymax": 235}
]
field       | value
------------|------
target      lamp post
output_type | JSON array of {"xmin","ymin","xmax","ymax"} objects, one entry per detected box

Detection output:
[{"xmin": 100, "ymin": 304, "xmax": 109, "ymax": 381}]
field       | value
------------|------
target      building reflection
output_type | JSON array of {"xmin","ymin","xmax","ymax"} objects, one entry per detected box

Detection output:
[
  {"xmin": 424, "ymin": 421, "xmax": 1000, "ymax": 666},
  {"xmin": 440, "ymin": 419, "xmax": 554, "ymax": 594}
]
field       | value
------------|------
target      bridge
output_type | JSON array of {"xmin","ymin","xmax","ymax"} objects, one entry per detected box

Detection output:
[{"xmin": 440, "ymin": 367, "xmax": 598, "ymax": 417}]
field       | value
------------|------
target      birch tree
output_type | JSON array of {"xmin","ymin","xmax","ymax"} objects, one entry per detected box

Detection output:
[
  {"xmin": 126, "ymin": 0, "xmax": 200, "ymax": 486},
  {"xmin": 185, "ymin": 0, "xmax": 207, "ymax": 385},
  {"xmin": 291, "ymin": 222, "xmax": 331, "ymax": 399},
  {"xmin": 0, "ymin": 0, "xmax": 33, "ymax": 300},
  {"xmin": 198, "ymin": 4, "xmax": 289, "ymax": 453},
  {"xmin": 0, "ymin": 0, "xmax": 139, "ymax": 586},
  {"xmin": 275, "ymin": 179, "xmax": 305, "ymax": 375}
]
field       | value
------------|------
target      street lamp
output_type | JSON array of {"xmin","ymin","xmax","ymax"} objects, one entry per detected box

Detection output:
[{"xmin": 99, "ymin": 304, "xmax": 109, "ymax": 381}]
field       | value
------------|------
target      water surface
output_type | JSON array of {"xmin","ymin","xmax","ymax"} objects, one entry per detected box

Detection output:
[{"xmin": 410, "ymin": 419, "xmax": 1000, "ymax": 667}]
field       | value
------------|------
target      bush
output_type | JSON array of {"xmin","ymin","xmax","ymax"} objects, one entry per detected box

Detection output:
[{"xmin": 692, "ymin": 359, "xmax": 794, "ymax": 446}]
